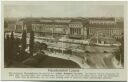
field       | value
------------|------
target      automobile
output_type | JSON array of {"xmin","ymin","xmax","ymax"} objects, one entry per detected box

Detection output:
[
  {"xmin": 85, "ymin": 51, "xmax": 90, "ymax": 53},
  {"xmin": 103, "ymin": 51, "xmax": 108, "ymax": 53}
]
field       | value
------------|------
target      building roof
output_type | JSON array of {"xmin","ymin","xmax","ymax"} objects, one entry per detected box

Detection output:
[{"xmin": 18, "ymin": 17, "xmax": 123, "ymax": 27}]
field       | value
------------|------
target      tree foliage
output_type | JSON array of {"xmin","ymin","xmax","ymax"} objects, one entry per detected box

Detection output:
[
  {"xmin": 21, "ymin": 30, "xmax": 27, "ymax": 53},
  {"xmin": 29, "ymin": 31, "xmax": 34, "ymax": 56},
  {"xmin": 4, "ymin": 31, "xmax": 30, "ymax": 67},
  {"xmin": 114, "ymin": 36, "xmax": 124, "ymax": 66}
]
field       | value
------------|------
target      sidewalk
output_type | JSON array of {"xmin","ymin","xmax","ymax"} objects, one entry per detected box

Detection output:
[{"xmin": 44, "ymin": 50, "xmax": 90, "ymax": 68}]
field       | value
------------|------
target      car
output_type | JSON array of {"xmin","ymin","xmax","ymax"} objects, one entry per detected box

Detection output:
[
  {"xmin": 103, "ymin": 51, "xmax": 108, "ymax": 53},
  {"xmin": 85, "ymin": 51, "xmax": 90, "ymax": 53}
]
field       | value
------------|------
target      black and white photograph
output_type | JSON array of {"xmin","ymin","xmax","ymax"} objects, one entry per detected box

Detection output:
[{"xmin": 4, "ymin": 1, "xmax": 124, "ymax": 69}]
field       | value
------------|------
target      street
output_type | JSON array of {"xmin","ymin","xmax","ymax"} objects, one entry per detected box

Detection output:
[{"xmin": 5, "ymin": 32, "xmax": 121, "ymax": 68}]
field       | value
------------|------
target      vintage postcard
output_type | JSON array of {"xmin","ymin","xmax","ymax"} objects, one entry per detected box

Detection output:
[{"xmin": 1, "ymin": 1, "xmax": 127, "ymax": 81}]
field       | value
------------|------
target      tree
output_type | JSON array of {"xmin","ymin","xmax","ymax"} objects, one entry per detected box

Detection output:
[
  {"xmin": 8, "ymin": 31, "xmax": 15, "ymax": 65},
  {"xmin": 4, "ymin": 32, "xmax": 27, "ymax": 67},
  {"xmin": 29, "ymin": 31, "xmax": 34, "ymax": 56},
  {"xmin": 114, "ymin": 35, "xmax": 124, "ymax": 66},
  {"xmin": 40, "ymin": 43, "xmax": 47, "ymax": 50},
  {"xmin": 4, "ymin": 34, "xmax": 10, "ymax": 67},
  {"xmin": 21, "ymin": 30, "xmax": 27, "ymax": 54},
  {"xmin": 67, "ymin": 49, "xmax": 72, "ymax": 56},
  {"xmin": 14, "ymin": 38, "xmax": 21, "ymax": 61},
  {"xmin": 119, "ymin": 36, "xmax": 124, "ymax": 65},
  {"xmin": 10, "ymin": 31, "xmax": 14, "ymax": 40}
]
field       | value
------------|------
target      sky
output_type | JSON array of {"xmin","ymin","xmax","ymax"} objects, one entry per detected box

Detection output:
[{"xmin": 4, "ymin": 1, "xmax": 124, "ymax": 18}]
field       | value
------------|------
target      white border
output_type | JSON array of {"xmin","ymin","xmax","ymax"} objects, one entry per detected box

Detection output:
[{"xmin": 1, "ymin": 0, "xmax": 128, "ymax": 81}]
